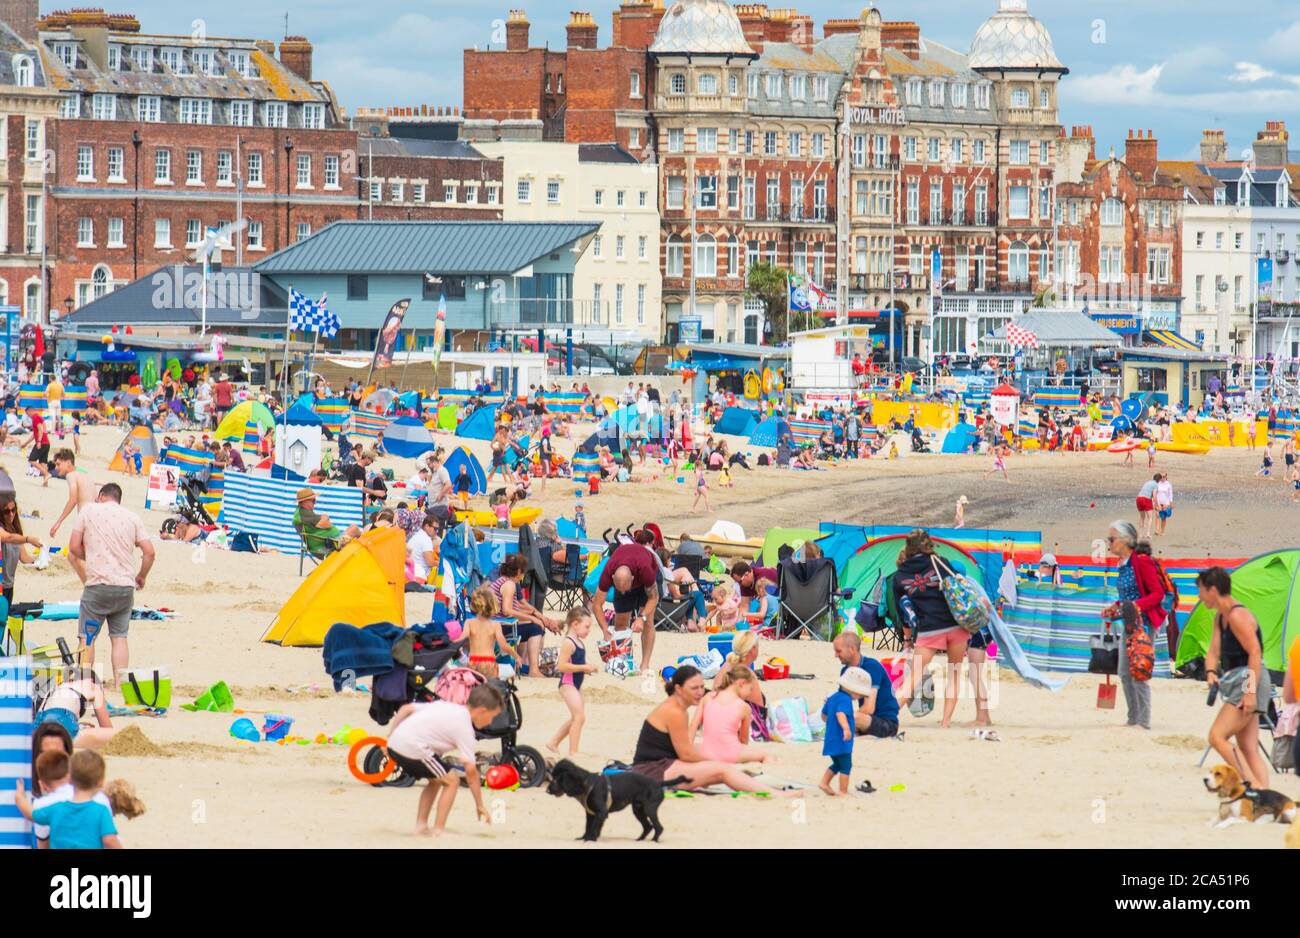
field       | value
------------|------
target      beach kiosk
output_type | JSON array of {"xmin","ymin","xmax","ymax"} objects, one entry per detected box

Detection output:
[{"xmin": 989, "ymin": 383, "xmax": 1020, "ymax": 427}]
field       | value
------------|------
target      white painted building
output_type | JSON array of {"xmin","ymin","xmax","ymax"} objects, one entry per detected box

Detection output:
[{"xmin": 471, "ymin": 139, "xmax": 662, "ymax": 342}]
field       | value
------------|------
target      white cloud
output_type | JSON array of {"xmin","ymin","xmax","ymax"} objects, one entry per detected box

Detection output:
[
  {"xmin": 1228, "ymin": 62, "xmax": 1277, "ymax": 83},
  {"xmin": 1068, "ymin": 64, "xmax": 1164, "ymax": 105}
]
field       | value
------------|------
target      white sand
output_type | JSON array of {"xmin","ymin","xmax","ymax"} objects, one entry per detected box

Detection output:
[{"xmin": 9, "ymin": 420, "xmax": 1296, "ymax": 848}]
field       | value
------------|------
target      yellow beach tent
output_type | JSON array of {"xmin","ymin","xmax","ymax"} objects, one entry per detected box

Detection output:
[
  {"xmin": 214, "ymin": 400, "xmax": 275, "ymax": 442},
  {"xmin": 262, "ymin": 527, "xmax": 407, "ymax": 647}
]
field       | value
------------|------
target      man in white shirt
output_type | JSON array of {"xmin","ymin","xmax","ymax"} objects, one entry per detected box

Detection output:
[
  {"xmin": 407, "ymin": 513, "xmax": 440, "ymax": 585},
  {"xmin": 425, "ymin": 453, "xmax": 453, "ymax": 517}
]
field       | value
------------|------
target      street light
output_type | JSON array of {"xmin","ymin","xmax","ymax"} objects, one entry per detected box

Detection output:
[
  {"xmin": 62, "ymin": 296, "xmax": 73, "ymax": 318},
  {"xmin": 283, "ymin": 137, "xmax": 295, "ymax": 248},
  {"xmin": 131, "ymin": 130, "xmax": 142, "ymax": 280}
]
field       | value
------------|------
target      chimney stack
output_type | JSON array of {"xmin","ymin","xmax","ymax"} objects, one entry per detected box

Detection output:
[
  {"xmin": 567, "ymin": 11, "xmax": 598, "ymax": 50},
  {"xmin": 1200, "ymin": 129, "xmax": 1227, "ymax": 164},
  {"xmin": 1254, "ymin": 121, "xmax": 1289, "ymax": 167},
  {"xmin": 279, "ymin": 36, "xmax": 313, "ymax": 81},
  {"xmin": 506, "ymin": 9, "xmax": 531, "ymax": 51},
  {"xmin": 3, "ymin": 0, "xmax": 39, "ymax": 42},
  {"xmin": 1124, "ymin": 128, "xmax": 1158, "ymax": 181},
  {"xmin": 822, "ymin": 18, "xmax": 859, "ymax": 38},
  {"xmin": 735, "ymin": 4, "xmax": 770, "ymax": 53},
  {"xmin": 881, "ymin": 21, "xmax": 921, "ymax": 60}
]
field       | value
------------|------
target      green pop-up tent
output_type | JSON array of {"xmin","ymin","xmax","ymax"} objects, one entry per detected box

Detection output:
[
  {"xmin": 759, "ymin": 527, "xmax": 821, "ymax": 566},
  {"xmin": 1177, "ymin": 549, "xmax": 1300, "ymax": 672},
  {"xmin": 839, "ymin": 534, "xmax": 985, "ymax": 623}
]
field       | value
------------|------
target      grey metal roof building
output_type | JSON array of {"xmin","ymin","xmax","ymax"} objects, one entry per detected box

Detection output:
[
  {"xmin": 992, "ymin": 309, "xmax": 1122, "ymax": 348},
  {"xmin": 252, "ymin": 220, "xmax": 600, "ymax": 276},
  {"xmin": 60, "ymin": 266, "xmax": 289, "ymax": 328}
]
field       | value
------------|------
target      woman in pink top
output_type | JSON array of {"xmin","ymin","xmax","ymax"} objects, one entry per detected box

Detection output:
[{"xmin": 690, "ymin": 666, "xmax": 771, "ymax": 764}]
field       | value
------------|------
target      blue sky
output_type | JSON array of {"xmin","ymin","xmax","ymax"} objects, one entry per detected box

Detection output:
[{"xmin": 130, "ymin": 1, "xmax": 1298, "ymax": 161}]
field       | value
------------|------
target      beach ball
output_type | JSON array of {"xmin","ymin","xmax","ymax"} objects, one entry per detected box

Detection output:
[
  {"xmin": 606, "ymin": 657, "xmax": 632, "ymax": 679},
  {"xmin": 486, "ymin": 763, "xmax": 520, "ymax": 791}
]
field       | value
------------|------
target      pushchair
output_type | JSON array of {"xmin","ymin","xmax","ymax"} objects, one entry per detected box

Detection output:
[
  {"xmin": 358, "ymin": 637, "xmax": 546, "ymax": 790},
  {"xmin": 160, "ymin": 475, "xmax": 215, "ymax": 538}
]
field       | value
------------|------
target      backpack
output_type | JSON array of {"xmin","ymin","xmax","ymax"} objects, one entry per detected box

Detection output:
[
  {"xmin": 930, "ymin": 556, "xmax": 991, "ymax": 634},
  {"xmin": 434, "ymin": 666, "xmax": 486, "ymax": 705}
]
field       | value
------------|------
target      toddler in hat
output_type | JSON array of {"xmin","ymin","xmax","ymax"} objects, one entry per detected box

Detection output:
[{"xmin": 819, "ymin": 666, "xmax": 873, "ymax": 796}]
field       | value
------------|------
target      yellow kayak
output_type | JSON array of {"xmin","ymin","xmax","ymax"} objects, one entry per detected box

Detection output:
[
  {"xmin": 453, "ymin": 506, "xmax": 544, "ymax": 528},
  {"xmin": 683, "ymin": 535, "xmax": 765, "ymax": 559},
  {"xmin": 1155, "ymin": 442, "xmax": 1210, "ymax": 455}
]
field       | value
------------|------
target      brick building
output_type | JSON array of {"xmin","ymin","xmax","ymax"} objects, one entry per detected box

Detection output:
[
  {"xmin": 33, "ymin": 7, "xmax": 359, "ymax": 317},
  {"xmin": 737, "ymin": 6, "xmax": 844, "ymax": 341},
  {"xmin": 463, "ymin": 6, "xmax": 657, "ymax": 159},
  {"xmin": 351, "ymin": 107, "xmax": 503, "ymax": 222},
  {"xmin": 0, "ymin": 11, "xmax": 61, "ymax": 319},
  {"xmin": 835, "ymin": 0, "xmax": 1067, "ymax": 359},
  {"xmin": 1055, "ymin": 128, "xmax": 1184, "ymax": 340}
]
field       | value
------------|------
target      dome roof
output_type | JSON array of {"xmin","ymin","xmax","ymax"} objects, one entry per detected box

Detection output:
[
  {"xmin": 968, "ymin": 0, "xmax": 1065, "ymax": 72},
  {"xmin": 650, "ymin": 0, "xmax": 755, "ymax": 57}
]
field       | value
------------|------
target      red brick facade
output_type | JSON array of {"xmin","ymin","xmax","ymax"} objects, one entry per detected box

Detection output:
[
  {"xmin": 360, "ymin": 149, "xmax": 503, "ymax": 222},
  {"xmin": 1056, "ymin": 129, "xmax": 1183, "ymax": 313},
  {"xmin": 463, "ymin": 6, "xmax": 657, "ymax": 157},
  {"xmin": 46, "ymin": 121, "xmax": 358, "ymax": 310}
]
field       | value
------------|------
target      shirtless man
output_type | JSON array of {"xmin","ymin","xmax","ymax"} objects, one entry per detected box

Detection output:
[{"xmin": 48, "ymin": 449, "xmax": 96, "ymax": 582}]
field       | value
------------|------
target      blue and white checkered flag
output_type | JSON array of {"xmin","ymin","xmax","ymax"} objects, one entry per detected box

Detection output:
[{"xmin": 289, "ymin": 289, "xmax": 339, "ymax": 339}]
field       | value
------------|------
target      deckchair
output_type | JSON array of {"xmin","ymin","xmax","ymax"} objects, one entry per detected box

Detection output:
[{"xmin": 545, "ymin": 543, "xmax": 587, "ymax": 612}]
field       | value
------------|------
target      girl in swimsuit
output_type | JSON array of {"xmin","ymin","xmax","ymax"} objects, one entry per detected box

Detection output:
[
  {"xmin": 690, "ymin": 665, "xmax": 772, "ymax": 765},
  {"xmin": 463, "ymin": 587, "xmax": 520, "ymax": 679},
  {"xmin": 547, "ymin": 609, "xmax": 599, "ymax": 756}
]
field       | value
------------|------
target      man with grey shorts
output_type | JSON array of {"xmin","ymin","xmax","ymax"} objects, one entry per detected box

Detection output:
[{"xmin": 69, "ymin": 483, "xmax": 155, "ymax": 687}]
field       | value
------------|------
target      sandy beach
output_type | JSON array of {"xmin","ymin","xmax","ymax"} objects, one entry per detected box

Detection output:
[{"xmin": 9, "ymin": 421, "xmax": 1296, "ymax": 848}]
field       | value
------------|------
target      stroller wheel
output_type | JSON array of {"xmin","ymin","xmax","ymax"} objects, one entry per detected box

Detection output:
[
  {"xmin": 360, "ymin": 745, "xmax": 413, "ymax": 788},
  {"xmin": 510, "ymin": 745, "xmax": 547, "ymax": 789}
]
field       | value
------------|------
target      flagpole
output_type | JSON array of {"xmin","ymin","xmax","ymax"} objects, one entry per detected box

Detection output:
[{"xmin": 281, "ymin": 284, "xmax": 294, "ymax": 408}]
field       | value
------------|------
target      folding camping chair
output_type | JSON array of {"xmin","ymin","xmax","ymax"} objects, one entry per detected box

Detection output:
[
  {"xmin": 545, "ymin": 544, "xmax": 587, "ymax": 612},
  {"xmin": 777, "ymin": 559, "xmax": 853, "ymax": 641},
  {"xmin": 653, "ymin": 586, "xmax": 700, "ymax": 633},
  {"xmin": 670, "ymin": 553, "xmax": 705, "ymax": 581},
  {"xmin": 1197, "ymin": 673, "xmax": 1283, "ymax": 769},
  {"xmin": 294, "ymin": 518, "xmax": 338, "ymax": 576}
]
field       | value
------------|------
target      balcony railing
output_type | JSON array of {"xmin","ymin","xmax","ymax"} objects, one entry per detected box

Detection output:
[{"xmin": 759, "ymin": 202, "xmax": 835, "ymax": 225}]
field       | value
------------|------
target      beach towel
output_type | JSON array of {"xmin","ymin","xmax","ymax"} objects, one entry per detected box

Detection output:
[
  {"xmin": 321, "ymin": 622, "xmax": 404, "ymax": 690},
  {"xmin": 974, "ymin": 580, "xmax": 1069, "ymax": 692}
]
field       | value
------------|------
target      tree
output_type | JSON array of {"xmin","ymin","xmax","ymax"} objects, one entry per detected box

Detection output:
[{"xmin": 746, "ymin": 261, "xmax": 817, "ymax": 344}]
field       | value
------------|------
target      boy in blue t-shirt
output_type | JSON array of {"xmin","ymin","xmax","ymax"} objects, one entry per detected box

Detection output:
[
  {"xmin": 820, "ymin": 667, "xmax": 872, "ymax": 796},
  {"xmin": 16, "ymin": 750, "xmax": 120, "ymax": 849}
]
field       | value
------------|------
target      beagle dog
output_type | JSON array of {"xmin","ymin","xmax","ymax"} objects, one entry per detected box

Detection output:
[{"xmin": 1203, "ymin": 764, "xmax": 1297, "ymax": 827}]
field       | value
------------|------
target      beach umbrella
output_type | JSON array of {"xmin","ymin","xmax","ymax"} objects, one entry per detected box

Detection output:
[
  {"xmin": 1110, "ymin": 415, "xmax": 1134, "ymax": 433},
  {"xmin": 361, "ymin": 388, "xmax": 398, "ymax": 415},
  {"xmin": 1120, "ymin": 398, "xmax": 1143, "ymax": 421}
]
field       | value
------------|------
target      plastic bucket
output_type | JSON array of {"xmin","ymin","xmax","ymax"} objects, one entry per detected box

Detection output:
[
  {"xmin": 263, "ymin": 714, "xmax": 294, "ymax": 741},
  {"xmin": 184, "ymin": 680, "xmax": 234, "ymax": 713},
  {"xmin": 707, "ymin": 632, "xmax": 734, "ymax": 661}
]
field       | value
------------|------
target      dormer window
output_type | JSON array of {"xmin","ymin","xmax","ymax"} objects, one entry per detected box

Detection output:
[
  {"xmin": 765, "ymin": 72, "xmax": 782, "ymax": 98},
  {"xmin": 192, "ymin": 49, "xmax": 217, "ymax": 76},
  {"xmin": 131, "ymin": 47, "xmax": 153, "ymax": 72},
  {"xmin": 905, "ymin": 78, "xmax": 921, "ymax": 105},
  {"xmin": 53, "ymin": 43, "xmax": 77, "ymax": 68},
  {"xmin": 227, "ymin": 50, "xmax": 252, "ymax": 78},
  {"xmin": 1237, "ymin": 178, "xmax": 1248, "ymax": 206},
  {"xmin": 974, "ymin": 83, "xmax": 991, "ymax": 109},
  {"xmin": 789, "ymin": 75, "xmax": 805, "ymax": 100},
  {"xmin": 159, "ymin": 48, "xmax": 185, "ymax": 74},
  {"xmin": 107, "ymin": 45, "xmax": 121, "ymax": 70},
  {"xmin": 1279, "ymin": 179, "xmax": 1290, "ymax": 207},
  {"xmin": 927, "ymin": 79, "xmax": 944, "ymax": 107},
  {"xmin": 12, "ymin": 54, "xmax": 33, "ymax": 86},
  {"xmin": 951, "ymin": 82, "xmax": 968, "ymax": 108}
]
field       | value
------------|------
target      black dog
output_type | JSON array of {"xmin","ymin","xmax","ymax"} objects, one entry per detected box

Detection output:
[{"xmin": 545, "ymin": 759, "xmax": 687, "ymax": 842}]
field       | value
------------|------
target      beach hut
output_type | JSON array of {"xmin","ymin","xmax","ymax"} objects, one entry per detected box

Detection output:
[
  {"xmin": 1177, "ymin": 549, "xmax": 1300, "ymax": 673},
  {"xmin": 262, "ymin": 527, "xmax": 406, "ymax": 646},
  {"xmin": 218, "ymin": 472, "xmax": 363, "ymax": 554},
  {"xmin": 715, "ymin": 406, "xmax": 759, "ymax": 436},
  {"xmin": 456, "ymin": 406, "xmax": 498, "ymax": 440},
  {"xmin": 275, "ymin": 403, "xmax": 323, "ymax": 478},
  {"xmin": 443, "ymin": 447, "xmax": 488, "ymax": 496},
  {"xmin": 385, "ymin": 416, "xmax": 436, "ymax": 458},
  {"xmin": 214, "ymin": 400, "xmax": 274, "ymax": 441},
  {"xmin": 107, "ymin": 425, "xmax": 160, "ymax": 473},
  {"xmin": 0, "ymin": 656, "xmax": 32, "ymax": 847},
  {"xmin": 749, "ymin": 415, "xmax": 791, "ymax": 448}
]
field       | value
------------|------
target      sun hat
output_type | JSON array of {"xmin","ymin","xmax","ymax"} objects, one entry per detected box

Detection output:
[
  {"xmin": 839, "ymin": 666, "xmax": 874, "ymax": 697},
  {"xmin": 295, "ymin": 488, "xmax": 317, "ymax": 503},
  {"xmin": 1040, "ymin": 553, "xmax": 1058, "ymax": 567}
]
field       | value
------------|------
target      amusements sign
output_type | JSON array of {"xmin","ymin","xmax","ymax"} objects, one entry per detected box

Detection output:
[{"xmin": 145, "ymin": 464, "xmax": 179, "ymax": 510}]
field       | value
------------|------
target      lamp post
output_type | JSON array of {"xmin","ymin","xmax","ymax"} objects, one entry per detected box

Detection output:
[
  {"xmin": 131, "ymin": 130, "xmax": 141, "ymax": 281},
  {"xmin": 63, "ymin": 296, "xmax": 73, "ymax": 319},
  {"xmin": 283, "ymin": 137, "xmax": 295, "ymax": 249}
]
